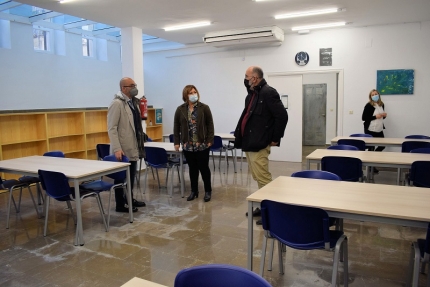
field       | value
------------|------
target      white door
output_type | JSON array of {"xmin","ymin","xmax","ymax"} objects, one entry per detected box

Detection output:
[{"xmin": 267, "ymin": 74, "xmax": 303, "ymax": 162}]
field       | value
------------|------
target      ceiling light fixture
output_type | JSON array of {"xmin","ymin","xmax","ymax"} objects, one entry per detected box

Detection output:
[
  {"xmin": 164, "ymin": 21, "xmax": 211, "ymax": 31},
  {"xmin": 58, "ymin": 0, "xmax": 72, "ymax": 3},
  {"xmin": 275, "ymin": 8, "xmax": 342, "ymax": 19},
  {"xmin": 291, "ymin": 22, "xmax": 346, "ymax": 31}
]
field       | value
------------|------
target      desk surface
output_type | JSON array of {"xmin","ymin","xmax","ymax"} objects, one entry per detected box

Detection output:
[
  {"xmin": 331, "ymin": 136, "xmax": 430, "ymax": 146},
  {"xmin": 163, "ymin": 133, "xmax": 235, "ymax": 141},
  {"xmin": 0, "ymin": 155, "xmax": 129, "ymax": 178},
  {"xmin": 121, "ymin": 277, "xmax": 168, "ymax": 287},
  {"xmin": 145, "ymin": 141, "xmax": 181, "ymax": 152},
  {"xmin": 247, "ymin": 176, "xmax": 430, "ymax": 223},
  {"xmin": 306, "ymin": 149, "xmax": 430, "ymax": 166}
]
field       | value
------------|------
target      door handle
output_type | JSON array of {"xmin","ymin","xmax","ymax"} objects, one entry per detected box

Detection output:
[{"xmin": 321, "ymin": 114, "xmax": 326, "ymax": 117}]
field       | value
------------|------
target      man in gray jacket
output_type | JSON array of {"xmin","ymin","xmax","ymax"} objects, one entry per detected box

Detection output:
[{"xmin": 107, "ymin": 77, "xmax": 146, "ymax": 212}]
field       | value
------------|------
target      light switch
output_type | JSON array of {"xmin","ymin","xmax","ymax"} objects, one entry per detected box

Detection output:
[{"xmin": 349, "ymin": 110, "xmax": 353, "ymax": 114}]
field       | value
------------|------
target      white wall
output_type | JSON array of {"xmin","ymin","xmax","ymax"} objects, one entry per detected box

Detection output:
[
  {"xmin": 144, "ymin": 21, "xmax": 430, "ymax": 158},
  {"xmin": 0, "ymin": 21, "xmax": 122, "ymax": 110}
]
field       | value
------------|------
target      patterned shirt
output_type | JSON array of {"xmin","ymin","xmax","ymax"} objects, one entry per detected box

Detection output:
[{"xmin": 183, "ymin": 103, "xmax": 208, "ymax": 152}]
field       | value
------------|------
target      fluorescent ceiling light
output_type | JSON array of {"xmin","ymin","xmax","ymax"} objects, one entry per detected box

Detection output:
[
  {"xmin": 58, "ymin": 0, "xmax": 72, "ymax": 3},
  {"xmin": 275, "ymin": 8, "xmax": 340, "ymax": 19},
  {"xmin": 164, "ymin": 21, "xmax": 210, "ymax": 31},
  {"xmin": 291, "ymin": 22, "xmax": 346, "ymax": 31}
]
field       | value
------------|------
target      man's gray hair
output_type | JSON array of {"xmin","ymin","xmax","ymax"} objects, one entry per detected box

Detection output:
[{"xmin": 252, "ymin": 67, "xmax": 264, "ymax": 78}]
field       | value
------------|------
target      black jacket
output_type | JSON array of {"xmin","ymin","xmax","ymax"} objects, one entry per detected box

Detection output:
[
  {"xmin": 173, "ymin": 102, "xmax": 214, "ymax": 146},
  {"xmin": 234, "ymin": 79, "xmax": 288, "ymax": 152},
  {"xmin": 362, "ymin": 102, "xmax": 385, "ymax": 130}
]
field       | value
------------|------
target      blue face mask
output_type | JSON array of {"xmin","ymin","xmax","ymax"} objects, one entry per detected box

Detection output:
[
  {"xmin": 189, "ymin": 94, "xmax": 198, "ymax": 103},
  {"xmin": 371, "ymin": 95, "xmax": 379, "ymax": 102}
]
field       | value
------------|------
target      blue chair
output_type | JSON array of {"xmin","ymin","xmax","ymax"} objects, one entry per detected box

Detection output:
[
  {"xmin": 402, "ymin": 141, "xmax": 430, "ymax": 153},
  {"xmin": 350, "ymin": 133, "xmax": 372, "ymax": 137},
  {"xmin": 79, "ymin": 155, "xmax": 129, "ymax": 229},
  {"xmin": 405, "ymin": 135, "xmax": 430, "ymax": 139},
  {"xmin": 327, "ymin": 145, "xmax": 359, "ymax": 151},
  {"xmin": 337, "ymin": 139, "xmax": 366, "ymax": 151},
  {"xmin": 322, "ymin": 156, "xmax": 363, "ymax": 182},
  {"xmin": 411, "ymin": 148, "xmax": 430, "ymax": 154},
  {"xmin": 407, "ymin": 223, "xmax": 430, "ymax": 287},
  {"xmin": 43, "ymin": 150, "xmax": 65, "ymax": 157},
  {"xmin": 259, "ymin": 200, "xmax": 348, "ymax": 287},
  {"xmin": 96, "ymin": 144, "xmax": 110, "ymax": 160},
  {"xmin": 169, "ymin": 134, "xmax": 174, "ymax": 143},
  {"xmin": 291, "ymin": 170, "xmax": 341, "ymax": 181},
  {"xmin": 174, "ymin": 264, "xmax": 272, "ymax": 287},
  {"xmin": 2, "ymin": 176, "xmax": 40, "ymax": 229},
  {"xmin": 144, "ymin": 146, "xmax": 179, "ymax": 197},
  {"xmin": 38, "ymin": 169, "xmax": 108, "ymax": 238},
  {"xmin": 210, "ymin": 135, "xmax": 228, "ymax": 172},
  {"xmin": 406, "ymin": 161, "xmax": 430, "ymax": 188}
]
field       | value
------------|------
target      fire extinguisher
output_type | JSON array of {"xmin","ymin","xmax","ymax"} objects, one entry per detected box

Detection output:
[{"xmin": 140, "ymin": 95, "xmax": 148, "ymax": 120}]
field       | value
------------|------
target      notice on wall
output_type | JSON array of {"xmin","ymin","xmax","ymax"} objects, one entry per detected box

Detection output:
[{"xmin": 319, "ymin": 48, "xmax": 332, "ymax": 66}]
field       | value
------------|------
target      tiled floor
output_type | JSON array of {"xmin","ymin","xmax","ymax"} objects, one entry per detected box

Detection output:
[{"xmin": 0, "ymin": 146, "xmax": 426, "ymax": 286}]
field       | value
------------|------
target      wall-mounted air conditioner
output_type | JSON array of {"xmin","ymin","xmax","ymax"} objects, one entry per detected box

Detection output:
[{"xmin": 203, "ymin": 26, "xmax": 284, "ymax": 48}]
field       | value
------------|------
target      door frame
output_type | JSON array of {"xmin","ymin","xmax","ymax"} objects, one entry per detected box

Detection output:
[{"xmin": 267, "ymin": 69, "xmax": 344, "ymax": 137}]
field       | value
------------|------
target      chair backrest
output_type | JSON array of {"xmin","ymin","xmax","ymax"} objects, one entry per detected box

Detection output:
[
  {"xmin": 43, "ymin": 151, "xmax": 65, "ymax": 157},
  {"xmin": 210, "ymin": 135, "xmax": 223, "ymax": 150},
  {"xmin": 291, "ymin": 170, "xmax": 341, "ymax": 181},
  {"xmin": 261, "ymin": 200, "xmax": 329, "ymax": 250},
  {"xmin": 169, "ymin": 134, "xmax": 174, "ymax": 143},
  {"xmin": 174, "ymin": 264, "xmax": 272, "ymax": 287},
  {"xmin": 350, "ymin": 133, "xmax": 373, "ymax": 137},
  {"xmin": 410, "ymin": 148, "xmax": 430, "ymax": 154},
  {"xmin": 147, "ymin": 137, "xmax": 153, "ymax": 142},
  {"xmin": 405, "ymin": 135, "xmax": 430, "ymax": 139},
  {"xmin": 38, "ymin": 169, "xmax": 72, "ymax": 199},
  {"xmin": 103, "ymin": 154, "xmax": 129, "ymax": 181},
  {"xmin": 401, "ymin": 141, "xmax": 430, "ymax": 153},
  {"xmin": 321, "ymin": 156, "xmax": 362, "ymax": 182},
  {"xmin": 144, "ymin": 146, "xmax": 168, "ymax": 167},
  {"xmin": 410, "ymin": 161, "xmax": 430, "ymax": 188},
  {"xmin": 337, "ymin": 139, "xmax": 366, "ymax": 151},
  {"xmin": 96, "ymin": 144, "xmax": 110, "ymax": 160},
  {"xmin": 327, "ymin": 144, "xmax": 359, "ymax": 151}
]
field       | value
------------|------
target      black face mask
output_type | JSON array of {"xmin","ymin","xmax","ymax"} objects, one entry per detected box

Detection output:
[{"xmin": 244, "ymin": 78, "xmax": 251, "ymax": 89}]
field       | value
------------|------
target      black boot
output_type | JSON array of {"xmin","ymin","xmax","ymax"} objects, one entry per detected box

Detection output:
[
  {"xmin": 187, "ymin": 191, "xmax": 198, "ymax": 201},
  {"xmin": 204, "ymin": 192, "xmax": 211, "ymax": 202}
]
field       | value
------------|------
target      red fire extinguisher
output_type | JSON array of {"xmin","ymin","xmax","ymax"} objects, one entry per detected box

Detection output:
[{"xmin": 140, "ymin": 96, "xmax": 148, "ymax": 120}]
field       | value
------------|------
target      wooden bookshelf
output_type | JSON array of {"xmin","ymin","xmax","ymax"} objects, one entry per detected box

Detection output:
[{"xmin": 146, "ymin": 108, "xmax": 163, "ymax": 142}]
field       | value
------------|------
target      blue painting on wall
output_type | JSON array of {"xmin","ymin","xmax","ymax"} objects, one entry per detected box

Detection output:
[{"xmin": 376, "ymin": 69, "xmax": 414, "ymax": 95}]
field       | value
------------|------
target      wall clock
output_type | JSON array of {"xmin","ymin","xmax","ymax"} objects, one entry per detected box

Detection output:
[{"xmin": 295, "ymin": 51, "xmax": 309, "ymax": 66}]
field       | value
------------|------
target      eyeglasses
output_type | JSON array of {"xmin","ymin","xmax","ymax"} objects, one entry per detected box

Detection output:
[{"xmin": 123, "ymin": 84, "xmax": 137, "ymax": 88}]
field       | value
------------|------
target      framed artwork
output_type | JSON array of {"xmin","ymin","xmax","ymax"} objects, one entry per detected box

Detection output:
[
  {"xmin": 281, "ymin": 95, "xmax": 288, "ymax": 109},
  {"xmin": 376, "ymin": 69, "xmax": 414, "ymax": 95},
  {"xmin": 319, "ymin": 48, "xmax": 332, "ymax": 66},
  {"xmin": 155, "ymin": 109, "xmax": 162, "ymax": 124}
]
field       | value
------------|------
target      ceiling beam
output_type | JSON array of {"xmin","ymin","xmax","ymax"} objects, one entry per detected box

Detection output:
[
  {"xmin": 0, "ymin": 11, "xmax": 29, "ymax": 23},
  {"xmin": 92, "ymin": 27, "xmax": 121, "ymax": 35},
  {"xmin": 29, "ymin": 11, "xmax": 63, "ymax": 23},
  {"xmin": 64, "ymin": 19, "xmax": 95, "ymax": 29},
  {"xmin": 0, "ymin": 1, "xmax": 22, "ymax": 12}
]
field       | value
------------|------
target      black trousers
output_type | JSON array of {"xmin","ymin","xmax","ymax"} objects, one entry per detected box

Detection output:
[
  {"xmin": 114, "ymin": 160, "xmax": 137, "ymax": 207},
  {"xmin": 183, "ymin": 148, "xmax": 212, "ymax": 194},
  {"xmin": 365, "ymin": 129, "xmax": 385, "ymax": 152}
]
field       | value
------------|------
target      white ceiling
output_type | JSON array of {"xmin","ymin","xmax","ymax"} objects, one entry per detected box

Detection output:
[{"xmin": 15, "ymin": 0, "xmax": 430, "ymax": 45}]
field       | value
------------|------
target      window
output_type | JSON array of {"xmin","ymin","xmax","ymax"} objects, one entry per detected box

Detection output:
[
  {"xmin": 82, "ymin": 37, "xmax": 94, "ymax": 57},
  {"xmin": 33, "ymin": 28, "xmax": 50, "ymax": 51}
]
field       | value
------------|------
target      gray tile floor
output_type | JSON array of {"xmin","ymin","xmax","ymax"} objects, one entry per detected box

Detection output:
[{"xmin": 0, "ymin": 146, "xmax": 426, "ymax": 286}]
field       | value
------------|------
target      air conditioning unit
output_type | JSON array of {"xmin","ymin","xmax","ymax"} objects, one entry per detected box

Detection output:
[{"xmin": 203, "ymin": 26, "xmax": 284, "ymax": 48}]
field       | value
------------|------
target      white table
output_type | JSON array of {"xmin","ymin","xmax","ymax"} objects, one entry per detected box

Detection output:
[
  {"xmin": 306, "ymin": 149, "xmax": 430, "ymax": 184},
  {"xmin": 246, "ymin": 176, "xmax": 430, "ymax": 271},
  {"xmin": 0, "ymin": 156, "xmax": 131, "ymax": 246},
  {"xmin": 121, "ymin": 277, "xmax": 167, "ymax": 287},
  {"xmin": 163, "ymin": 133, "xmax": 238, "ymax": 173},
  {"xmin": 144, "ymin": 142, "xmax": 185, "ymax": 197},
  {"xmin": 331, "ymin": 136, "xmax": 430, "ymax": 148}
]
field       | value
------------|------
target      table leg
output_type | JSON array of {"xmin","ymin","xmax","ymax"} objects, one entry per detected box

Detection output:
[
  {"xmin": 233, "ymin": 148, "xmax": 237, "ymax": 173},
  {"xmin": 74, "ymin": 178, "xmax": 84, "ymax": 246},
  {"xmin": 180, "ymin": 153, "xmax": 184, "ymax": 198},
  {"xmin": 126, "ymin": 166, "xmax": 133, "ymax": 223},
  {"xmin": 247, "ymin": 201, "xmax": 254, "ymax": 270}
]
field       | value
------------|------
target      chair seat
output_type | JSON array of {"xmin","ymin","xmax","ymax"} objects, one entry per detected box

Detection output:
[
  {"xmin": 274, "ymin": 230, "xmax": 344, "ymax": 250},
  {"xmin": 80, "ymin": 180, "xmax": 115, "ymax": 192},
  {"xmin": 19, "ymin": 176, "xmax": 40, "ymax": 184},
  {"xmin": 1, "ymin": 179, "xmax": 27, "ymax": 190}
]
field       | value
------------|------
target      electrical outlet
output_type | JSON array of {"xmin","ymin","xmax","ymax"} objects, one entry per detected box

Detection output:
[{"xmin": 349, "ymin": 110, "xmax": 353, "ymax": 114}]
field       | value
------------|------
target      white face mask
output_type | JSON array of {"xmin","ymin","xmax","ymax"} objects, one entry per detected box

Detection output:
[{"xmin": 189, "ymin": 94, "xmax": 198, "ymax": 103}]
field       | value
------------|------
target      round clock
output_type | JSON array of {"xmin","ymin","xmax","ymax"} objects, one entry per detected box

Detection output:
[{"xmin": 295, "ymin": 51, "xmax": 309, "ymax": 66}]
